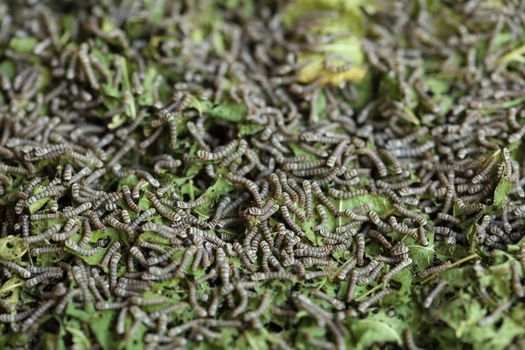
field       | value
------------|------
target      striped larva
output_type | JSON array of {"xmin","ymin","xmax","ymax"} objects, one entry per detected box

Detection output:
[
  {"xmin": 0, "ymin": 308, "xmax": 34, "ymax": 323},
  {"xmin": 279, "ymin": 206, "xmax": 306, "ymax": 237},
  {"xmin": 122, "ymin": 185, "xmax": 140, "ymax": 212},
  {"xmin": 300, "ymin": 132, "xmax": 348, "ymax": 144},
  {"xmin": 225, "ymin": 174, "xmax": 264, "ymax": 207},
  {"xmin": 324, "ymin": 54, "xmax": 353, "ymax": 72},
  {"xmin": 336, "ymin": 257, "xmax": 357, "ymax": 280},
  {"xmin": 130, "ymin": 305, "xmax": 155, "ymax": 328},
  {"xmin": 196, "ymin": 140, "xmax": 239, "ymax": 160},
  {"xmin": 355, "ymin": 234, "xmax": 365, "ymax": 266},
  {"xmin": 107, "ymin": 217, "xmax": 135, "ymax": 241},
  {"xmin": 0, "ymin": 259, "xmax": 32, "ymax": 278},
  {"xmin": 311, "ymin": 182, "xmax": 338, "ymax": 215},
  {"xmin": 390, "ymin": 141, "xmax": 435, "ymax": 158},
  {"xmin": 87, "ymin": 277, "xmax": 105, "ymax": 302},
  {"xmin": 0, "ymin": 298, "xmax": 14, "ymax": 313},
  {"xmin": 357, "ymin": 261, "xmax": 384, "ymax": 285},
  {"xmin": 116, "ymin": 307, "xmax": 128, "ymax": 335},
  {"xmin": 283, "ymin": 159, "xmax": 326, "ymax": 172},
  {"xmin": 174, "ymin": 195, "xmax": 207, "ymax": 209},
  {"xmin": 311, "ymin": 290, "xmax": 345, "ymax": 310},
  {"xmin": 109, "ymin": 252, "xmax": 121, "ymax": 289},
  {"xmin": 423, "ymin": 281, "xmax": 447, "ymax": 309},
  {"xmin": 357, "ymin": 288, "xmax": 392, "ymax": 313},
  {"xmin": 0, "ymin": 163, "xmax": 30, "ymax": 175},
  {"xmin": 369, "ymin": 211, "xmax": 390, "ymax": 232},
  {"xmin": 312, "ymin": 204, "xmax": 328, "ymax": 233},
  {"xmin": 356, "ymin": 148, "xmax": 388, "ymax": 177},
  {"xmin": 269, "ymin": 173, "xmax": 283, "ymax": 198},
  {"xmin": 207, "ymin": 289, "xmax": 220, "ymax": 317},
  {"xmin": 404, "ymin": 329, "xmax": 425, "ymax": 350},
  {"xmin": 130, "ymin": 208, "xmax": 157, "ymax": 229},
  {"xmin": 31, "ymin": 246, "xmax": 64, "ymax": 256},
  {"xmin": 19, "ymin": 300, "xmax": 56, "ymax": 331},
  {"xmin": 219, "ymin": 139, "xmax": 248, "ymax": 168},
  {"xmin": 392, "ymin": 203, "xmax": 427, "ymax": 227},
  {"xmin": 326, "ymin": 140, "xmax": 348, "ymax": 168},
  {"xmin": 26, "ymin": 186, "xmax": 66, "ymax": 206},
  {"xmin": 346, "ymin": 271, "xmax": 359, "ymax": 301},
  {"xmin": 367, "ymin": 230, "xmax": 393, "ymax": 249},
  {"xmin": 478, "ymin": 302, "xmax": 512, "ymax": 326},
  {"xmin": 147, "ymin": 192, "xmax": 182, "ymax": 222},
  {"xmin": 251, "ymin": 271, "xmax": 296, "ymax": 281},
  {"xmin": 281, "ymin": 193, "xmax": 306, "ymax": 221},
  {"xmin": 417, "ymin": 261, "xmax": 451, "ymax": 279},
  {"xmin": 380, "ymin": 258, "xmax": 412, "ymax": 283},
  {"xmin": 132, "ymin": 179, "xmax": 147, "ymax": 200},
  {"xmin": 175, "ymin": 246, "xmax": 198, "ymax": 277},
  {"xmin": 378, "ymin": 149, "xmax": 403, "ymax": 175},
  {"xmin": 511, "ymin": 261, "xmax": 524, "ymax": 298},
  {"xmin": 243, "ymin": 289, "xmax": 271, "ymax": 323},
  {"xmin": 216, "ymin": 247, "xmax": 233, "ymax": 294},
  {"xmin": 304, "ymin": 271, "xmax": 332, "ymax": 280},
  {"xmin": 188, "ymin": 282, "xmax": 208, "ymax": 317},
  {"xmin": 471, "ymin": 156, "xmax": 497, "ymax": 184},
  {"xmin": 100, "ymin": 241, "xmax": 121, "ymax": 268},
  {"xmin": 388, "ymin": 216, "xmax": 418, "ymax": 239},
  {"xmin": 232, "ymin": 284, "xmax": 248, "ymax": 317},
  {"xmin": 129, "ymin": 246, "xmax": 149, "ymax": 266},
  {"xmin": 293, "ymin": 294, "xmax": 333, "ymax": 322},
  {"xmin": 302, "ymin": 180, "xmax": 314, "ymax": 220},
  {"xmin": 328, "ymin": 188, "xmax": 368, "ymax": 199},
  {"xmin": 520, "ymin": 243, "xmax": 525, "ymax": 278}
]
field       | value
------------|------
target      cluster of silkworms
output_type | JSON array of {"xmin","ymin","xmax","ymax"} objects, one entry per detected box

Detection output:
[{"xmin": 1, "ymin": 0, "xmax": 525, "ymax": 349}]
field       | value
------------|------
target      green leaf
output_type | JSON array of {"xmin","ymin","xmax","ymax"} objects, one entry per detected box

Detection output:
[
  {"xmin": 349, "ymin": 318, "xmax": 402, "ymax": 349},
  {"xmin": 90, "ymin": 310, "xmax": 118, "ymax": 350},
  {"xmin": 65, "ymin": 228, "xmax": 122, "ymax": 269},
  {"xmin": 340, "ymin": 194, "xmax": 392, "ymax": 216},
  {"xmin": 9, "ymin": 36, "xmax": 38, "ymax": 53},
  {"xmin": 493, "ymin": 178, "xmax": 511, "ymax": 209},
  {"xmin": 0, "ymin": 236, "xmax": 28, "ymax": 261},
  {"xmin": 207, "ymin": 101, "xmax": 248, "ymax": 122}
]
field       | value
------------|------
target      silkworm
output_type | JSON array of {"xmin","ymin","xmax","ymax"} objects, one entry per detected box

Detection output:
[
  {"xmin": 26, "ymin": 271, "xmax": 64, "ymax": 287},
  {"xmin": 188, "ymin": 282, "xmax": 208, "ymax": 317},
  {"xmin": 0, "ymin": 259, "xmax": 32, "ymax": 278},
  {"xmin": 478, "ymin": 301, "xmax": 512, "ymax": 326},
  {"xmin": 20, "ymin": 300, "xmax": 56, "ymax": 331},
  {"xmin": 357, "ymin": 288, "xmax": 392, "ymax": 313},
  {"xmin": 423, "ymin": 281, "xmax": 447, "ymax": 308},
  {"xmin": 380, "ymin": 258, "xmax": 412, "ymax": 282},
  {"xmin": 132, "ymin": 179, "xmax": 147, "ymax": 200},
  {"xmin": 511, "ymin": 261, "xmax": 524, "ymax": 298},
  {"xmin": 109, "ymin": 252, "xmax": 121, "ymax": 289},
  {"xmin": 197, "ymin": 140, "xmax": 239, "ymax": 160},
  {"xmin": 367, "ymin": 230, "xmax": 392, "ymax": 249},
  {"xmin": 379, "ymin": 149, "xmax": 403, "ymax": 175},
  {"xmin": 243, "ymin": 289, "xmax": 271, "ymax": 321},
  {"xmin": 404, "ymin": 329, "xmax": 425, "ymax": 350},
  {"xmin": 122, "ymin": 185, "xmax": 140, "ymax": 212},
  {"xmin": 116, "ymin": 307, "xmax": 128, "ymax": 334},
  {"xmin": 311, "ymin": 182, "xmax": 338, "ymax": 215},
  {"xmin": 294, "ymin": 294, "xmax": 333, "ymax": 321},
  {"xmin": 368, "ymin": 211, "xmax": 391, "ymax": 232},
  {"xmin": 251, "ymin": 271, "xmax": 296, "ymax": 281},
  {"xmin": 311, "ymin": 290, "xmax": 345, "ymax": 310},
  {"xmin": 417, "ymin": 261, "xmax": 451, "ymax": 279},
  {"xmin": 175, "ymin": 246, "xmax": 198, "ymax": 277},
  {"xmin": 521, "ymin": 243, "xmax": 525, "ymax": 276},
  {"xmin": 0, "ymin": 308, "xmax": 34, "ymax": 323},
  {"xmin": 356, "ymin": 148, "xmax": 387, "ymax": 177}
]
